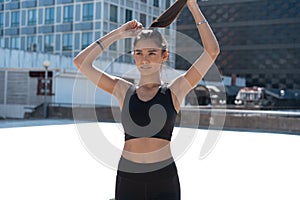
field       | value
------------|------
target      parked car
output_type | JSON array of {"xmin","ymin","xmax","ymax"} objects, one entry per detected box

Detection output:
[{"xmin": 234, "ymin": 87, "xmax": 269, "ymax": 106}]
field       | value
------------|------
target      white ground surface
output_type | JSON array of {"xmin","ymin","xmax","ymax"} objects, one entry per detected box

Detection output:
[{"xmin": 1, "ymin": 121, "xmax": 300, "ymax": 200}]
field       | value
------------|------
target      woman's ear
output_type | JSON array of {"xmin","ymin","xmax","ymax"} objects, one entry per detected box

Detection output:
[{"xmin": 162, "ymin": 51, "xmax": 169, "ymax": 62}]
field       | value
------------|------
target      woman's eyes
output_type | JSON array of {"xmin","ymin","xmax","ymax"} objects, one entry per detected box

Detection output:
[{"xmin": 135, "ymin": 52, "xmax": 156, "ymax": 56}]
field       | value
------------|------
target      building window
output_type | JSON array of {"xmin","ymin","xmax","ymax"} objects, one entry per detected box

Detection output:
[
  {"xmin": 0, "ymin": 38, "xmax": 3, "ymax": 48},
  {"xmin": 166, "ymin": 0, "xmax": 170, "ymax": 8},
  {"xmin": 110, "ymin": 5, "xmax": 118, "ymax": 23},
  {"xmin": 27, "ymin": 36, "xmax": 36, "ymax": 51},
  {"xmin": 125, "ymin": 38, "xmax": 132, "ymax": 53},
  {"xmin": 153, "ymin": 0, "xmax": 159, "ymax": 7},
  {"xmin": 83, "ymin": 3, "xmax": 94, "ymax": 21},
  {"xmin": 63, "ymin": 5, "xmax": 73, "ymax": 22},
  {"xmin": 45, "ymin": 7, "xmax": 54, "ymax": 24},
  {"xmin": 124, "ymin": 38, "xmax": 133, "ymax": 63},
  {"xmin": 125, "ymin": 9, "xmax": 132, "ymax": 21},
  {"xmin": 11, "ymin": 11, "xmax": 20, "ymax": 27},
  {"xmin": 109, "ymin": 42, "xmax": 117, "ymax": 51},
  {"xmin": 140, "ymin": 13, "xmax": 146, "ymax": 26},
  {"xmin": 141, "ymin": 0, "xmax": 147, "ymax": 3},
  {"xmin": 0, "ymin": 12, "xmax": 4, "ymax": 28},
  {"xmin": 63, "ymin": 33, "xmax": 72, "ymax": 51},
  {"xmin": 82, "ymin": 32, "xmax": 92, "ymax": 50},
  {"xmin": 28, "ymin": 9, "xmax": 37, "ymax": 26},
  {"xmin": 11, "ymin": 37, "xmax": 20, "ymax": 49},
  {"xmin": 44, "ymin": 35, "xmax": 54, "ymax": 52}
]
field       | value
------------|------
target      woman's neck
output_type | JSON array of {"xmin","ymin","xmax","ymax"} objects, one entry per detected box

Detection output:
[{"xmin": 138, "ymin": 75, "xmax": 162, "ymax": 88}]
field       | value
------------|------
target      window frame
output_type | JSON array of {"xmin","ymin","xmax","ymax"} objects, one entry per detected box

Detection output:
[
  {"xmin": 27, "ymin": 35, "xmax": 37, "ymax": 51},
  {"xmin": 27, "ymin": 9, "xmax": 37, "ymax": 26},
  {"xmin": 110, "ymin": 4, "xmax": 118, "ymax": 23},
  {"xmin": 44, "ymin": 35, "xmax": 54, "ymax": 53},
  {"xmin": 11, "ymin": 11, "xmax": 20, "ymax": 27},
  {"xmin": 62, "ymin": 33, "xmax": 73, "ymax": 51},
  {"xmin": 81, "ymin": 32, "xmax": 93, "ymax": 50},
  {"xmin": 45, "ymin": 7, "xmax": 55, "ymax": 24},
  {"xmin": 11, "ymin": 36, "xmax": 20, "ymax": 49},
  {"xmin": 0, "ymin": 12, "xmax": 4, "ymax": 28},
  {"xmin": 63, "ymin": 5, "xmax": 74, "ymax": 23},
  {"xmin": 83, "ymin": 3, "xmax": 94, "ymax": 21},
  {"xmin": 153, "ymin": 0, "xmax": 159, "ymax": 7},
  {"xmin": 125, "ymin": 9, "xmax": 132, "ymax": 21}
]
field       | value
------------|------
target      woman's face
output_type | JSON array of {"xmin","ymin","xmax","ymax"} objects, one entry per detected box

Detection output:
[{"xmin": 133, "ymin": 39, "xmax": 168, "ymax": 75}]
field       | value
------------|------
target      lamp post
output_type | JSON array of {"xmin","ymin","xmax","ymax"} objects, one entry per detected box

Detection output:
[{"xmin": 43, "ymin": 60, "xmax": 50, "ymax": 118}]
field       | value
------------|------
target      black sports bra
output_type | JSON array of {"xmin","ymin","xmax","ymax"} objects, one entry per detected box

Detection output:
[{"xmin": 121, "ymin": 84, "xmax": 177, "ymax": 141}]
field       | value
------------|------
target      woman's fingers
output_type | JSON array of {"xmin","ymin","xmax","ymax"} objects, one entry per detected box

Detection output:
[
  {"xmin": 128, "ymin": 20, "xmax": 143, "ymax": 31},
  {"xmin": 120, "ymin": 20, "xmax": 143, "ymax": 38}
]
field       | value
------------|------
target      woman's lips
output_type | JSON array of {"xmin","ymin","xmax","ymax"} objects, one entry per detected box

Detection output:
[{"xmin": 140, "ymin": 65, "xmax": 152, "ymax": 69}]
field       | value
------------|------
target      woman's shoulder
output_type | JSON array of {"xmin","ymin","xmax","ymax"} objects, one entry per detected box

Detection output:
[{"xmin": 113, "ymin": 79, "xmax": 134, "ymax": 107}]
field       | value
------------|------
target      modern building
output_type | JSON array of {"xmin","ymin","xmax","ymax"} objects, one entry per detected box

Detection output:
[
  {"xmin": 0, "ymin": 0, "xmax": 184, "ymax": 118},
  {"xmin": 176, "ymin": 0, "xmax": 300, "ymax": 90},
  {"xmin": 0, "ymin": 0, "xmax": 177, "ymax": 66}
]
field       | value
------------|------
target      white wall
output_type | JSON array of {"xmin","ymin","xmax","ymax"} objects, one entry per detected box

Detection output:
[{"xmin": 55, "ymin": 74, "xmax": 118, "ymax": 107}]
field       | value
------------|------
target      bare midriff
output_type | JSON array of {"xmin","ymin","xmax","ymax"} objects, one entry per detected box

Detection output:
[{"xmin": 122, "ymin": 137, "xmax": 172, "ymax": 163}]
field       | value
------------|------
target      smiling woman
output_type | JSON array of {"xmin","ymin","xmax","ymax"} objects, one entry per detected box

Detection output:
[{"xmin": 73, "ymin": 0, "xmax": 219, "ymax": 199}]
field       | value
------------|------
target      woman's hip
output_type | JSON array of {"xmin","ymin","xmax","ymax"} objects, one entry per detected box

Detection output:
[{"xmin": 117, "ymin": 156, "xmax": 178, "ymax": 182}]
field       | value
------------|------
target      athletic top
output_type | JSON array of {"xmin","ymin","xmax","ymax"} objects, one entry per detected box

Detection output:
[{"xmin": 121, "ymin": 84, "xmax": 177, "ymax": 141}]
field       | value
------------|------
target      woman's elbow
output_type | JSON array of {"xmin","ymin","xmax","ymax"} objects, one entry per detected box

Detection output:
[
  {"xmin": 73, "ymin": 56, "xmax": 82, "ymax": 69},
  {"xmin": 207, "ymin": 46, "xmax": 220, "ymax": 60}
]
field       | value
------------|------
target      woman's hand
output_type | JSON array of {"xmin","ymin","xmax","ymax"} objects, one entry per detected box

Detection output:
[{"xmin": 118, "ymin": 20, "xmax": 144, "ymax": 39}]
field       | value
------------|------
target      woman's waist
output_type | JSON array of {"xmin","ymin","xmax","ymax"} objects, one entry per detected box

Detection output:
[{"xmin": 122, "ymin": 137, "xmax": 172, "ymax": 163}]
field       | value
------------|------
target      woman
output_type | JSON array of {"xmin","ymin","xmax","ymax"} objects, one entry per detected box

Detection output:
[{"xmin": 74, "ymin": 0, "xmax": 219, "ymax": 199}]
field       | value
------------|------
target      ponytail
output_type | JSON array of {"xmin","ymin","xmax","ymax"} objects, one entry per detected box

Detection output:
[{"xmin": 150, "ymin": 0, "xmax": 187, "ymax": 28}]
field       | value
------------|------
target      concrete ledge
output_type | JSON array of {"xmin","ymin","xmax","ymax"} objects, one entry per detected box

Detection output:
[{"xmin": 45, "ymin": 106, "xmax": 300, "ymax": 134}]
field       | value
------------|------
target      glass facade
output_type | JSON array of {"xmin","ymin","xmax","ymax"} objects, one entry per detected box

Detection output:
[
  {"xmin": 27, "ymin": 9, "xmax": 37, "ymax": 26},
  {"xmin": 44, "ymin": 34, "xmax": 54, "ymax": 52},
  {"xmin": 63, "ymin": 5, "xmax": 73, "ymax": 23},
  {"xmin": 27, "ymin": 35, "xmax": 36, "ymax": 51},
  {"xmin": 11, "ymin": 36, "xmax": 19, "ymax": 49},
  {"xmin": 0, "ymin": 12, "xmax": 3, "ymax": 28},
  {"xmin": 125, "ymin": 9, "xmax": 133, "ymax": 21},
  {"xmin": 11, "ymin": 11, "xmax": 20, "ymax": 27},
  {"xmin": 62, "ymin": 33, "xmax": 72, "ymax": 51},
  {"xmin": 0, "ymin": 0, "xmax": 176, "ymax": 66},
  {"xmin": 82, "ymin": 32, "xmax": 93, "ymax": 50},
  {"xmin": 110, "ymin": 4, "xmax": 118, "ymax": 23},
  {"xmin": 45, "ymin": 7, "xmax": 55, "ymax": 24},
  {"xmin": 83, "ymin": 3, "xmax": 93, "ymax": 21},
  {"xmin": 177, "ymin": 0, "xmax": 300, "ymax": 90}
]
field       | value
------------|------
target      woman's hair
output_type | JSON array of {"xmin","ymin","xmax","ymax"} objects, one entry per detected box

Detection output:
[
  {"xmin": 133, "ymin": 29, "xmax": 168, "ymax": 53},
  {"xmin": 133, "ymin": 0, "xmax": 187, "ymax": 53},
  {"xmin": 150, "ymin": 0, "xmax": 187, "ymax": 28}
]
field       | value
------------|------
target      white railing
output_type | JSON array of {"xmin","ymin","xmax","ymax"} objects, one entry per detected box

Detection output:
[{"xmin": 0, "ymin": 48, "xmax": 75, "ymax": 71}]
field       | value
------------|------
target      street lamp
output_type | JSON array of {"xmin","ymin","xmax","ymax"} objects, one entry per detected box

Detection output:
[{"xmin": 43, "ymin": 60, "xmax": 50, "ymax": 118}]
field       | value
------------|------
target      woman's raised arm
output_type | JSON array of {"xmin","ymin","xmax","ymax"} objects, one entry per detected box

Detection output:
[
  {"xmin": 73, "ymin": 20, "xmax": 143, "ymax": 97},
  {"xmin": 170, "ymin": 0, "xmax": 220, "ymax": 107}
]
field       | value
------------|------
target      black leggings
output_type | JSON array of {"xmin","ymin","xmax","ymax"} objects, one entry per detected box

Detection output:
[{"xmin": 115, "ymin": 157, "xmax": 181, "ymax": 200}]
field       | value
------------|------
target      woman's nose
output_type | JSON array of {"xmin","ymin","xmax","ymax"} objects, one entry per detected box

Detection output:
[{"xmin": 141, "ymin": 55, "xmax": 149, "ymax": 64}]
